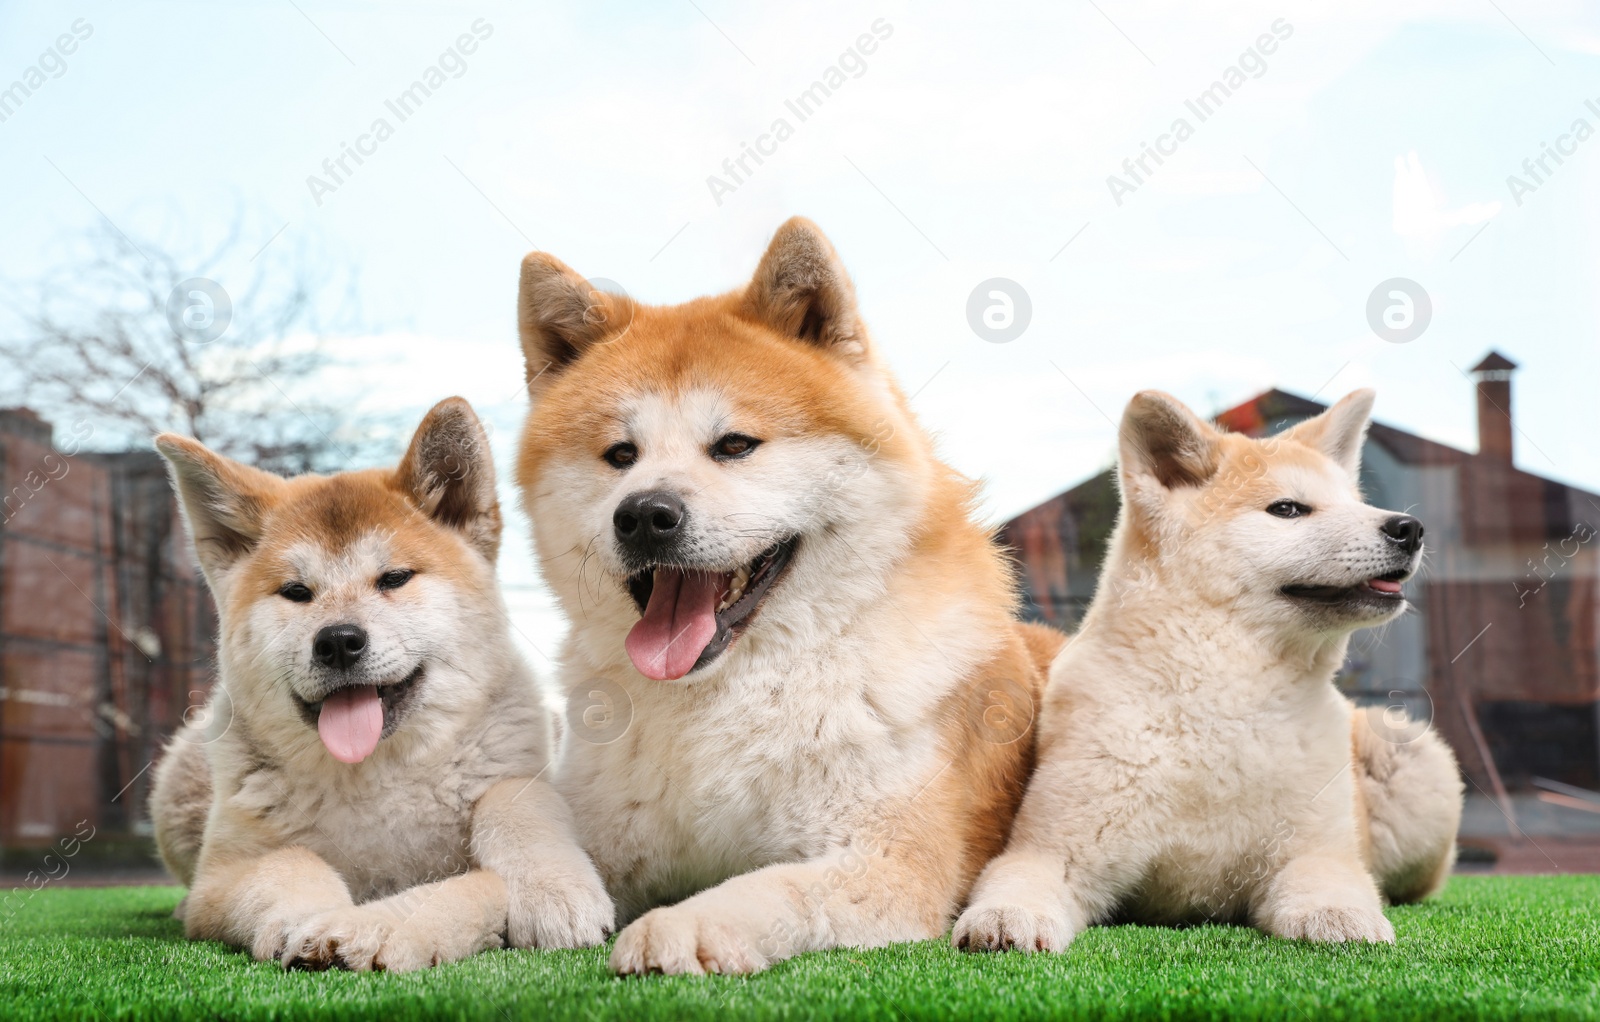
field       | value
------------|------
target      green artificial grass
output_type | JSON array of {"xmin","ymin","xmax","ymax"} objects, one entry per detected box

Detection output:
[{"xmin": 0, "ymin": 877, "xmax": 1596, "ymax": 1021}]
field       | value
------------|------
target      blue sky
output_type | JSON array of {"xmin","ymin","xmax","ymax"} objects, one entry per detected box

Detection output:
[{"xmin": 3, "ymin": 0, "xmax": 1597, "ymax": 663}]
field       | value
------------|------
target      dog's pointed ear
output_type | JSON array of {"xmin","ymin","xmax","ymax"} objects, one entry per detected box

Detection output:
[
  {"xmin": 741, "ymin": 217, "xmax": 868, "ymax": 363},
  {"xmin": 517, "ymin": 252, "xmax": 635, "ymax": 391},
  {"xmin": 1118, "ymin": 391, "xmax": 1222, "ymax": 497},
  {"xmin": 397, "ymin": 397, "xmax": 502, "ymax": 561},
  {"xmin": 155, "ymin": 434, "xmax": 285, "ymax": 586},
  {"xmin": 1285, "ymin": 389, "xmax": 1374, "ymax": 481}
]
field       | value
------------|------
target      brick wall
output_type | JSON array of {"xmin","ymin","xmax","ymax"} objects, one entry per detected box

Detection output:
[{"xmin": 0, "ymin": 412, "xmax": 215, "ymax": 846}]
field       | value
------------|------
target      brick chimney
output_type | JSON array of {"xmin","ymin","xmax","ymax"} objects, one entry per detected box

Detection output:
[{"xmin": 1470, "ymin": 351, "xmax": 1517, "ymax": 462}]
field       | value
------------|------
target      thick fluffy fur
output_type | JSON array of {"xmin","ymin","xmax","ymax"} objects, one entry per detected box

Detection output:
[
  {"xmin": 515, "ymin": 217, "xmax": 1064, "ymax": 974},
  {"xmin": 954, "ymin": 390, "xmax": 1463, "ymax": 951},
  {"xmin": 1351, "ymin": 705, "xmax": 1463, "ymax": 902},
  {"xmin": 148, "ymin": 399, "xmax": 611, "ymax": 971}
]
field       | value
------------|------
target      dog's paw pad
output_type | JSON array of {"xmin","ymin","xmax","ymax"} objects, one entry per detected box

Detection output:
[
  {"xmin": 508, "ymin": 874, "xmax": 616, "ymax": 950},
  {"xmin": 280, "ymin": 910, "xmax": 387, "ymax": 971},
  {"xmin": 610, "ymin": 907, "xmax": 764, "ymax": 976},
  {"xmin": 1273, "ymin": 906, "xmax": 1395, "ymax": 944},
  {"xmin": 952, "ymin": 904, "xmax": 1071, "ymax": 954},
  {"xmin": 250, "ymin": 915, "xmax": 303, "ymax": 964}
]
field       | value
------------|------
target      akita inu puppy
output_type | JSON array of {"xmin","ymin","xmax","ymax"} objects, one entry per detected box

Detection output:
[
  {"xmin": 148, "ymin": 399, "xmax": 612, "ymax": 971},
  {"xmin": 954, "ymin": 390, "xmax": 1463, "ymax": 951},
  {"xmin": 514, "ymin": 217, "xmax": 1064, "ymax": 974}
]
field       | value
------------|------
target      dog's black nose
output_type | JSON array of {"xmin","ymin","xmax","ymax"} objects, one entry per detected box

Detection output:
[
  {"xmin": 313, "ymin": 623, "xmax": 367, "ymax": 670},
  {"xmin": 1380, "ymin": 515, "xmax": 1425, "ymax": 555},
  {"xmin": 613, "ymin": 490, "xmax": 686, "ymax": 554}
]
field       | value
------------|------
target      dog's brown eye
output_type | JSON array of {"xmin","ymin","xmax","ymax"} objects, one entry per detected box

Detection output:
[
  {"xmin": 377, "ymin": 569, "xmax": 415, "ymax": 591},
  {"xmin": 604, "ymin": 442, "xmax": 637, "ymax": 469},
  {"xmin": 711, "ymin": 433, "xmax": 761, "ymax": 461},
  {"xmin": 279, "ymin": 582, "xmax": 314, "ymax": 603},
  {"xmin": 1266, "ymin": 500, "xmax": 1311, "ymax": 519}
]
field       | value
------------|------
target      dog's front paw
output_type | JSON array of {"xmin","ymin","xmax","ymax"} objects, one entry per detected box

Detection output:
[
  {"xmin": 250, "ymin": 910, "xmax": 305, "ymax": 963},
  {"xmin": 506, "ymin": 862, "xmax": 615, "ymax": 949},
  {"xmin": 952, "ymin": 902, "xmax": 1074, "ymax": 953},
  {"xmin": 282, "ymin": 906, "xmax": 503, "ymax": 972},
  {"xmin": 281, "ymin": 906, "xmax": 393, "ymax": 971},
  {"xmin": 1267, "ymin": 905, "xmax": 1395, "ymax": 944},
  {"xmin": 611, "ymin": 905, "xmax": 766, "ymax": 975}
]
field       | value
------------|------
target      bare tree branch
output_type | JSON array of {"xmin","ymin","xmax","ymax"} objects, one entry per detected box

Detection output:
[{"xmin": 1, "ymin": 211, "xmax": 383, "ymax": 474}]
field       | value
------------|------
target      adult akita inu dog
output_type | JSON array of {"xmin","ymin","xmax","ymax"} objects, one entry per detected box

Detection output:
[
  {"xmin": 514, "ymin": 217, "xmax": 1064, "ymax": 974},
  {"xmin": 954, "ymin": 390, "xmax": 1463, "ymax": 951},
  {"xmin": 148, "ymin": 399, "xmax": 612, "ymax": 971}
]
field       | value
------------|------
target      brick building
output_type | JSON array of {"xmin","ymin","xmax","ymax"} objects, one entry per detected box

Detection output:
[
  {"xmin": 1002, "ymin": 354, "xmax": 1599, "ymax": 798},
  {"xmin": 0, "ymin": 408, "xmax": 214, "ymax": 847}
]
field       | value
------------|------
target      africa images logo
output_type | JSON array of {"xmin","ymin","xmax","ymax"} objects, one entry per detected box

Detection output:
[
  {"xmin": 1504, "ymin": 99, "xmax": 1600, "ymax": 207},
  {"xmin": 705, "ymin": 19, "xmax": 894, "ymax": 206},
  {"xmin": 305, "ymin": 20, "xmax": 495, "ymax": 206},
  {"xmin": 1106, "ymin": 18, "xmax": 1293, "ymax": 207},
  {"xmin": 0, "ymin": 19, "xmax": 94, "ymax": 125}
]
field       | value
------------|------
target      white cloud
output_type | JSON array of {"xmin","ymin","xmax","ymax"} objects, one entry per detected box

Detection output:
[{"xmin": 1391, "ymin": 150, "xmax": 1501, "ymax": 256}]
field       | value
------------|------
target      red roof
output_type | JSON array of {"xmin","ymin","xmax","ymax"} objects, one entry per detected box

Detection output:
[{"xmin": 1214, "ymin": 388, "xmax": 1470, "ymax": 467}]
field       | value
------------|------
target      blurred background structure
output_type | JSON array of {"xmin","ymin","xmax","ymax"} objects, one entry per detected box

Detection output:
[{"xmin": 0, "ymin": 409, "xmax": 211, "ymax": 856}]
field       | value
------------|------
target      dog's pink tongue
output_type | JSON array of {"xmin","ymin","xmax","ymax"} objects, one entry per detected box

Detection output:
[
  {"xmin": 1369, "ymin": 578, "xmax": 1403, "ymax": 594},
  {"xmin": 317, "ymin": 687, "xmax": 383, "ymax": 764},
  {"xmin": 625, "ymin": 568, "xmax": 723, "ymax": 681}
]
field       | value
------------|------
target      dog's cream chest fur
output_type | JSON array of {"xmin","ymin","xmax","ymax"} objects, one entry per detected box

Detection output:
[
  {"xmin": 556, "ymin": 625, "xmax": 966, "ymax": 918},
  {"xmin": 212, "ymin": 672, "xmax": 551, "ymax": 904}
]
